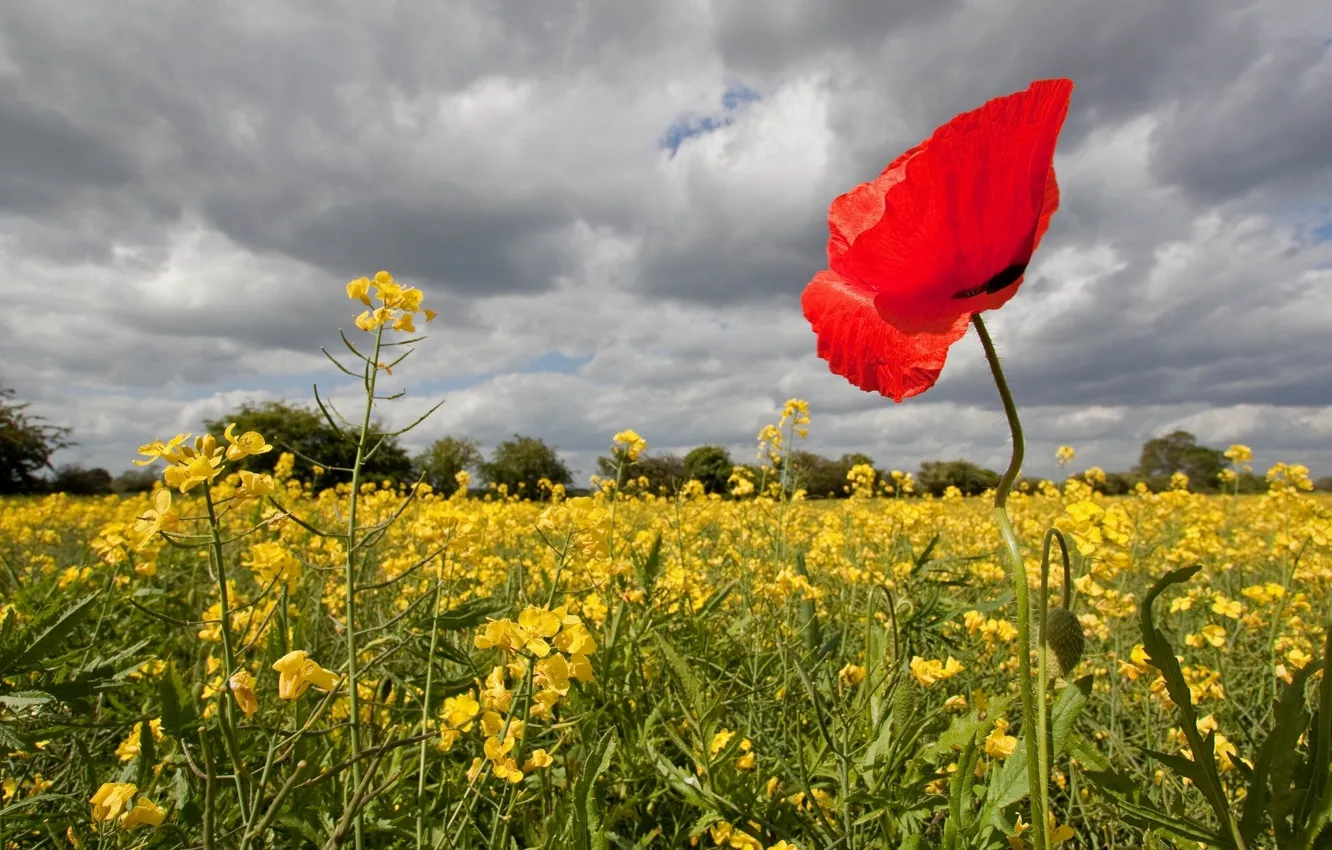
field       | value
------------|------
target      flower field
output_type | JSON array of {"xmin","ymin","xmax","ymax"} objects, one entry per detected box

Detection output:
[
  {"xmin": 2, "ymin": 422, "xmax": 1329, "ymax": 847},
  {"xmin": 4, "ymin": 78, "xmax": 1330, "ymax": 850}
]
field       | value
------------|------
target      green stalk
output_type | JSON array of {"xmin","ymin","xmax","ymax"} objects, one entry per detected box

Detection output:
[
  {"xmin": 203, "ymin": 483, "xmax": 251, "ymax": 821},
  {"xmin": 972, "ymin": 313, "xmax": 1047, "ymax": 850},
  {"xmin": 416, "ymin": 579, "xmax": 442, "ymax": 850},
  {"xmin": 344, "ymin": 320, "xmax": 388, "ymax": 850},
  {"xmin": 1036, "ymin": 548, "xmax": 1052, "ymax": 846},
  {"xmin": 202, "ymin": 483, "xmax": 237, "ymax": 677}
]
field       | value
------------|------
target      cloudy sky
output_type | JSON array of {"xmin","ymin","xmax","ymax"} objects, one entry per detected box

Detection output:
[{"xmin": 4, "ymin": 0, "xmax": 1331, "ymax": 485}]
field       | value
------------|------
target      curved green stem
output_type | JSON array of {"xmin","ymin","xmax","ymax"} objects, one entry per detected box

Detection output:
[{"xmin": 973, "ymin": 313, "xmax": 1047, "ymax": 849}]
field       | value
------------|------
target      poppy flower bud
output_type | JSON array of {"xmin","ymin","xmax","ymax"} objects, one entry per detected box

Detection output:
[
  {"xmin": 891, "ymin": 675, "xmax": 915, "ymax": 731},
  {"xmin": 1044, "ymin": 608, "xmax": 1086, "ymax": 677}
]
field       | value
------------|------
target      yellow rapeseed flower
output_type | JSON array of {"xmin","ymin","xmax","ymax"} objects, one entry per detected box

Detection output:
[
  {"xmin": 229, "ymin": 670, "xmax": 258, "ymax": 717},
  {"xmin": 89, "ymin": 782, "xmax": 137, "ymax": 822},
  {"xmin": 272, "ymin": 650, "xmax": 338, "ymax": 700}
]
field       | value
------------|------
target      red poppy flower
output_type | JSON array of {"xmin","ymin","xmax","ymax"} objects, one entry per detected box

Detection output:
[{"xmin": 802, "ymin": 78, "xmax": 1074, "ymax": 401}]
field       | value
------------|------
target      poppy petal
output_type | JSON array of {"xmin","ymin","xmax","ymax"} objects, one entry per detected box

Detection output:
[
  {"xmin": 827, "ymin": 141, "xmax": 929, "ymax": 263},
  {"xmin": 802, "ymin": 270, "xmax": 970, "ymax": 402},
  {"xmin": 830, "ymin": 78, "xmax": 1073, "ymax": 334}
]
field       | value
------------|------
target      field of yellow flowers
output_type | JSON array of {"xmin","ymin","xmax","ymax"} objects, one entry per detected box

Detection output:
[
  {"xmin": 1, "ymin": 437, "xmax": 1329, "ymax": 848},
  {"xmin": 3, "ymin": 273, "xmax": 1330, "ymax": 849}
]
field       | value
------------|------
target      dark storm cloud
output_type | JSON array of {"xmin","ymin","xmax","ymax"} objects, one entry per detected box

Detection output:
[
  {"xmin": 0, "ymin": 0, "xmax": 677, "ymax": 297},
  {"xmin": 711, "ymin": 0, "xmax": 957, "ymax": 74},
  {"xmin": 0, "ymin": 88, "xmax": 139, "ymax": 214},
  {"xmin": 1150, "ymin": 37, "xmax": 1332, "ymax": 204}
]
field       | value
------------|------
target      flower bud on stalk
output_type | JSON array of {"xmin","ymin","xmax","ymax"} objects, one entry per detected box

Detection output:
[{"xmin": 1044, "ymin": 608, "xmax": 1086, "ymax": 678}]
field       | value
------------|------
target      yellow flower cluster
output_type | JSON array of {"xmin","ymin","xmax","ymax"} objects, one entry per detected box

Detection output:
[
  {"xmin": 613, "ymin": 429, "xmax": 648, "ymax": 462},
  {"xmin": 450, "ymin": 606, "xmax": 597, "ymax": 784},
  {"xmin": 89, "ymin": 783, "xmax": 164, "ymax": 829},
  {"xmin": 347, "ymin": 270, "xmax": 436, "ymax": 333},
  {"xmin": 135, "ymin": 424, "xmax": 273, "ymax": 495},
  {"xmin": 910, "ymin": 656, "xmax": 965, "ymax": 687}
]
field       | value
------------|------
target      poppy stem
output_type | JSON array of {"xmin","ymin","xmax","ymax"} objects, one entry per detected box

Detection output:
[{"xmin": 972, "ymin": 313, "xmax": 1048, "ymax": 850}]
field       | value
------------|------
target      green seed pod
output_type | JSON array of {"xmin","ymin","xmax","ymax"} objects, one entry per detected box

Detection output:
[
  {"xmin": 891, "ymin": 675, "xmax": 915, "ymax": 730},
  {"xmin": 1044, "ymin": 608, "xmax": 1086, "ymax": 677}
]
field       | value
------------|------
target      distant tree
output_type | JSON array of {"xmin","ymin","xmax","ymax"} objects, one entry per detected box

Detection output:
[
  {"xmin": 413, "ymin": 436, "xmax": 482, "ymax": 496},
  {"xmin": 917, "ymin": 460, "xmax": 1002, "ymax": 497},
  {"xmin": 203, "ymin": 400, "xmax": 413, "ymax": 486},
  {"xmin": 594, "ymin": 447, "xmax": 634, "ymax": 490},
  {"xmin": 112, "ymin": 468, "xmax": 159, "ymax": 494},
  {"xmin": 1316, "ymin": 476, "xmax": 1332, "ymax": 493},
  {"xmin": 1099, "ymin": 472, "xmax": 1142, "ymax": 496},
  {"xmin": 595, "ymin": 451, "xmax": 688, "ymax": 494},
  {"xmin": 52, "ymin": 465, "xmax": 113, "ymax": 496},
  {"xmin": 635, "ymin": 454, "xmax": 689, "ymax": 494},
  {"xmin": 683, "ymin": 445, "xmax": 734, "ymax": 494},
  {"xmin": 1133, "ymin": 431, "xmax": 1226, "ymax": 493},
  {"xmin": 0, "ymin": 384, "xmax": 72, "ymax": 495},
  {"xmin": 480, "ymin": 435, "xmax": 572, "ymax": 499},
  {"xmin": 781, "ymin": 450, "xmax": 861, "ymax": 498}
]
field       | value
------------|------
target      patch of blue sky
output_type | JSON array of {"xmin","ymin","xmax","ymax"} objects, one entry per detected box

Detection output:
[
  {"xmin": 660, "ymin": 83, "xmax": 761, "ymax": 157},
  {"xmin": 522, "ymin": 351, "xmax": 592, "ymax": 374},
  {"xmin": 413, "ymin": 351, "xmax": 592, "ymax": 396}
]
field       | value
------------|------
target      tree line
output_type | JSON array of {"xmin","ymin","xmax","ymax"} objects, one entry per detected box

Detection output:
[{"xmin": 1, "ymin": 390, "xmax": 1325, "ymax": 498}]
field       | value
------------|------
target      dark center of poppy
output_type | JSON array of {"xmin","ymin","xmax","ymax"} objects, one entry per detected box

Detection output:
[{"xmin": 952, "ymin": 263, "xmax": 1027, "ymax": 300}]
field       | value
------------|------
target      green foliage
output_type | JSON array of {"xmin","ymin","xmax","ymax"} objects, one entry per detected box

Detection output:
[
  {"xmin": 413, "ymin": 435, "xmax": 483, "ymax": 495},
  {"xmin": 780, "ymin": 451, "xmax": 877, "ymax": 498},
  {"xmin": 480, "ymin": 434, "xmax": 573, "ymax": 498},
  {"xmin": 111, "ymin": 467, "xmax": 159, "ymax": 494},
  {"xmin": 203, "ymin": 399, "xmax": 413, "ymax": 486},
  {"xmin": 683, "ymin": 445, "xmax": 734, "ymax": 494},
  {"xmin": 917, "ymin": 460, "xmax": 1002, "ymax": 497},
  {"xmin": 52, "ymin": 464, "xmax": 113, "ymax": 496},
  {"xmin": 1135, "ymin": 430, "xmax": 1228, "ymax": 492},
  {"xmin": 596, "ymin": 451, "xmax": 689, "ymax": 494},
  {"xmin": 1077, "ymin": 565, "xmax": 1332, "ymax": 848},
  {"xmin": 0, "ymin": 383, "xmax": 72, "ymax": 495},
  {"xmin": 0, "ymin": 593, "xmax": 147, "ymax": 755}
]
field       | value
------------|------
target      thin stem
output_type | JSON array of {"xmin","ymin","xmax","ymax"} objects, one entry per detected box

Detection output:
[
  {"xmin": 1037, "ymin": 540, "xmax": 1052, "ymax": 847},
  {"xmin": 203, "ymin": 483, "xmax": 252, "ymax": 824},
  {"xmin": 343, "ymin": 320, "xmax": 387, "ymax": 850},
  {"xmin": 973, "ymin": 313, "xmax": 1047, "ymax": 850},
  {"xmin": 416, "ymin": 580, "xmax": 442, "ymax": 850}
]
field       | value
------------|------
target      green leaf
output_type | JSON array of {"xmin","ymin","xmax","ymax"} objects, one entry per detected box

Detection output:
[
  {"xmin": 431, "ymin": 596, "xmax": 507, "ymax": 631},
  {"xmin": 653, "ymin": 634, "xmax": 704, "ymax": 717},
  {"xmin": 1050, "ymin": 675, "xmax": 1092, "ymax": 759},
  {"xmin": 569, "ymin": 730, "xmax": 619, "ymax": 850},
  {"xmin": 945, "ymin": 734, "xmax": 980, "ymax": 847},
  {"xmin": 981, "ymin": 739, "xmax": 1028, "ymax": 832},
  {"xmin": 694, "ymin": 580, "xmax": 737, "ymax": 620},
  {"xmin": 0, "ymin": 593, "xmax": 100, "ymax": 676},
  {"xmin": 924, "ymin": 696, "xmax": 1012, "ymax": 761},
  {"xmin": 0, "ymin": 691, "xmax": 54, "ymax": 709},
  {"xmin": 1143, "ymin": 749, "xmax": 1207, "ymax": 785},
  {"xmin": 636, "ymin": 534, "xmax": 663, "ymax": 602},
  {"xmin": 1312, "ymin": 621, "xmax": 1332, "ymax": 816},
  {"xmin": 136, "ymin": 718, "xmax": 157, "ymax": 790},
  {"xmin": 158, "ymin": 662, "xmax": 193, "ymax": 739},
  {"xmin": 1241, "ymin": 658, "xmax": 1321, "ymax": 841},
  {"xmin": 1112, "ymin": 798, "xmax": 1225, "ymax": 845},
  {"xmin": 434, "ymin": 639, "xmax": 475, "ymax": 670},
  {"xmin": 688, "ymin": 811, "xmax": 722, "ymax": 838},
  {"xmin": 913, "ymin": 534, "xmax": 941, "ymax": 572},
  {"xmin": 0, "ymin": 721, "xmax": 26, "ymax": 754},
  {"xmin": 1139, "ymin": 565, "xmax": 1238, "ymax": 843}
]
